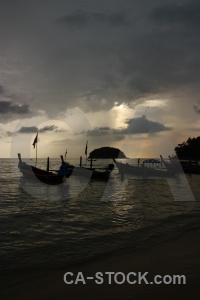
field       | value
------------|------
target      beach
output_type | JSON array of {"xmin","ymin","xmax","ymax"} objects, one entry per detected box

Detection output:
[{"xmin": 2, "ymin": 226, "xmax": 200, "ymax": 300}]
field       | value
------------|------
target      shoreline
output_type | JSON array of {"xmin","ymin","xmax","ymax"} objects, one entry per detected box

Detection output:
[{"xmin": 2, "ymin": 226, "xmax": 200, "ymax": 300}]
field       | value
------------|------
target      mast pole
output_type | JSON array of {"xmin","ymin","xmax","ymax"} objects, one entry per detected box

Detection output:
[
  {"xmin": 36, "ymin": 139, "xmax": 37, "ymax": 166},
  {"xmin": 85, "ymin": 141, "xmax": 88, "ymax": 167}
]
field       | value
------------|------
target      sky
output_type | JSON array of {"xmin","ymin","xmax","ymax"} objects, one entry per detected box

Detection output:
[{"xmin": 0, "ymin": 0, "xmax": 200, "ymax": 158}]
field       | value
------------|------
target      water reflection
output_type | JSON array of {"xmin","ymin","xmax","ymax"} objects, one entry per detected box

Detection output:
[{"xmin": 1, "ymin": 158, "xmax": 200, "ymax": 273}]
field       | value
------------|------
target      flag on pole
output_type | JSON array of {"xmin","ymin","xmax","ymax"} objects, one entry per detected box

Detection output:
[
  {"xmin": 85, "ymin": 141, "xmax": 88, "ymax": 156},
  {"xmin": 32, "ymin": 132, "xmax": 38, "ymax": 149}
]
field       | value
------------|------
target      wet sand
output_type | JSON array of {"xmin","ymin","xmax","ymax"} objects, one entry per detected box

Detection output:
[{"xmin": 1, "ymin": 227, "xmax": 200, "ymax": 300}]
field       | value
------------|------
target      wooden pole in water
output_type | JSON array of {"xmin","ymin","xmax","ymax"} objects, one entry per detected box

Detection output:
[
  {"xmin": 47, "ymin": 157, "xmax": 49, "ymax": 172},
  {"xmin": 60, "ymin": 155, "xmax": 64, "ymax": 164},
  {"xmin": 160, "ymin": 155, "xmax": 164, "ymax": 167},
  {"xmin": 90, "ymin": 157, "xmax": 93, "ymax": 169},
  {"xmin": 80, "ymin": 156, "xmax": 82, "ymax": 167},
  {"xmin": 85, "ymin": 141, "xmax": 88, "ymax": 167},
  {"xmin": 18, "ymin": 153, "xmax": 22, "ymax": 163}
]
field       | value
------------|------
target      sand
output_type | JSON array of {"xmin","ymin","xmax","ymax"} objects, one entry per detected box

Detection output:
[{"xmin": 1, "ymin": 227, "xmax": 200, "ymax": 300}]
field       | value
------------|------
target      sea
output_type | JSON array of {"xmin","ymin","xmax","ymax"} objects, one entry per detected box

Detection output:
[{"xmin": 0, "ymin": 158, "xmax": 200, "ymax": 278}]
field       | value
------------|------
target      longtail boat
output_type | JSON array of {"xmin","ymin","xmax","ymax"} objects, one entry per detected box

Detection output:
[
  {"xmin": 18, "ymin": 153, "xmax": 64, "ymax": 185},
  {"xmin": 59, "ymin": 155, "xmax": 114, "ymax": 181},
  {"xmin": 113, "ymin": 157, "xmax": 178, "ymax": 178}
]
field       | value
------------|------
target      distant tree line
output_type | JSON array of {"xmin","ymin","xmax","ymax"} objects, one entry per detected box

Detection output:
[{"xmin": 175, "ymin": 136, "xmax": 200, "ymax": 160}]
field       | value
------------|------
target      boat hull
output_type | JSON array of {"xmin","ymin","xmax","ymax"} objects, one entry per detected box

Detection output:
[
  {"xmin": 113, "ymin": 159, "xmax": 176, "ymax": 178},
  {"xmin": 59, "ymin": 162, "xmax": 114, "ymax": 181},
  {"xmin": 167, "ymin": 158, "xmax": 200, "ymax": 174},
  {"xmin": 18, "ymin": 162, "xmax": 64, "ymax": 185}
]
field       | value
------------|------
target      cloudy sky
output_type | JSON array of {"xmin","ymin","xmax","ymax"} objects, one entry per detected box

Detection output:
[{"xmin": 0, "ymin": 0, "xmax": 199, "ymax": 158}]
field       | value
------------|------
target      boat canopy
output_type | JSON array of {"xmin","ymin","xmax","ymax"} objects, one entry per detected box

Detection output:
[{"xmin": 143, "ymin": 159, "xmax": 160, "ymax": 164}]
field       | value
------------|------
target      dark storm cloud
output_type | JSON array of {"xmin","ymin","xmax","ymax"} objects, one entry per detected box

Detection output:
[
  {"xmin": 151, "ymin": 0, "xmax": 200, "ymax": 31},
  {"xmin": 0, "ymin": 85, "xmax": 30, "ymax": 118},
  {"xmin": 193, "ymin": 103, "xmax": 200, "ymax": 114},
  {"xmin": 74, "ymin": 0, "xmax": 200, "ymax": 111},
  {"xmin": 125, "ymin": 115, "xmax": 171, "ymax": 134},
  {"xmin": 84, "ymin": 116, "xmax": 171, "ymax": 138},
  {"xmin": 120, "ymin": 1, "xmax": 200, "ymax": 99},
  {"xmin": 0, "ymin": 85, "xmax": 4, "ymax": 95},
  {"xmin": 17, "ymin": 125, "xmax": 66, "ymax": 134},
  {"xmin": 39, "ymin": 125, "xmax": 66, "ymax": 133},
  {"xmin": 17, "ymin": 126, "xmax": 38, "ymax": 134},
  {"xmin": 56, "ymin": 10, "xmax": 128, "ymax": 28},
  {"xmin": 0, "ymin": 83, "xmax": 36, "ymax": 122},
  {"xmin": 0, "ymin": 101, "xmax": 29, "ymax": 114},
  {"xmin": 56, "ymin": 9, "xmax": 87, "ymax": 28},
  {"xmin": 0, "ymin": 0, "xmax": 199, "ymax": 116},
  {"xmin": 86, "ymin": 127, "xmax": 110, "ymax": 136}
]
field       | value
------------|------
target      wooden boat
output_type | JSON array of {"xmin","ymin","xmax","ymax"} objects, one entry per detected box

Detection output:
[
  {"xmin": 18, "ymin": 153, "xmax": 64, "ymax": 185},
  {"xmin": 168, "ymin": 156, "xmax": 200, "ymax": 174},
  {"xmin": 59, "ymin": 156, "xmax": 114, "ymax": 181},
  {"xmin": 181, "ymin": 162, "xmax": 200, "ymax": 174},
  {"xmin": 113, "ymin": 157, "xmax": 177, "ymax": 178}
]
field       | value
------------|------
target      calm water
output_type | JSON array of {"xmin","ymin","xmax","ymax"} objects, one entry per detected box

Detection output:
[{"xmin": 0, "ymin": 158, "xmax": 200, "ymax": 274}]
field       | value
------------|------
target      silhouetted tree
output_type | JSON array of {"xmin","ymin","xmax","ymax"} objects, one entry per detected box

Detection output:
[
  {"xmin": 88, "ymin": 147, "xmax": 126, "ymax": 159},
  {"xmin": 175, "ymin": 136, "xmax": 200, "ymax": 159}
]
